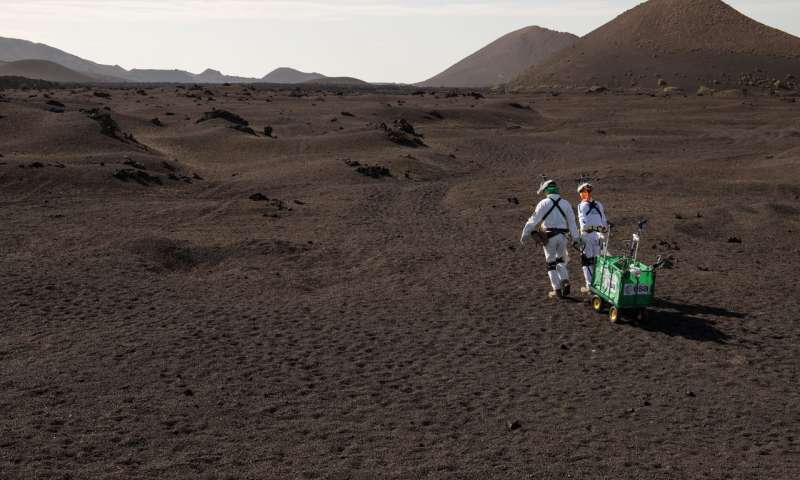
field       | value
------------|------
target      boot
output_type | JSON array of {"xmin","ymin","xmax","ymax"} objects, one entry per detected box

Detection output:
[{"xmin": 561, "ymin": 280, "xmax": 571, "ymax": 297}]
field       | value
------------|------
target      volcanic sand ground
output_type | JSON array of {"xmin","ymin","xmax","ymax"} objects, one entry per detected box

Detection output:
[{"xmin": 1, "ymin": 85, "xmax": 799, "ymax": 479}]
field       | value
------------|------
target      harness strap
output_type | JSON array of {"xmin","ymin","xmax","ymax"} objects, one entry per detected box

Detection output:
[
  {"xmin": 583, "ymin": 226, "xmax": 607, "ymax": 233},
  {"xmin": 541, "ymin": 197, "xmax": 567, "ymax": 225},
  {"xmin": 586, "ymin": 201, "xmax": 604, "ymax": 220}
]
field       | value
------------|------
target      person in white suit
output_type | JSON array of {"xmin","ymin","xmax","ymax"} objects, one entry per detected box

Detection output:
[
  {"xmin": 576, "ymin": 182, "xmax": 609, "ymax": 294},
  {"xmin": 520, "ymin": 179, "xmax": 582, "ymax": 298}
]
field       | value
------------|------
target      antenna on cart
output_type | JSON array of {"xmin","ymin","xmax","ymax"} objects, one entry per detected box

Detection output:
[{"xmin": 629, "ymin": 218, "xmax": 648, "ymax": 262}]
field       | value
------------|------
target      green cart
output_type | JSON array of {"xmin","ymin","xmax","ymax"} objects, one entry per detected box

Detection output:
[{"xmin": 589, "ymin": 221, "xmax": 664, "ymax": 323}]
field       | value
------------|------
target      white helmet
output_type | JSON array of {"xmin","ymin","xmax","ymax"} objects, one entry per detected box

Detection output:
[
  {"xmin": 577, "ymin": 182, "xmax": 593, "ymax": 194},
  {"xmin": 537, "ymin": 179, "xmax": 559, "ymax": 195}
]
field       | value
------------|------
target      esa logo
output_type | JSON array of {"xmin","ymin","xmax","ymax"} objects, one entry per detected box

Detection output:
[{"xmin": 624, "ymin": 284, "xmax": 650, "ymax": 296}]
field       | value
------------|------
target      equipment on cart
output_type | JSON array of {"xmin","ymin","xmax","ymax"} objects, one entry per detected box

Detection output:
[{"xmin": 589, "ymin": 219, "xmax": 665, "ymax": 323}]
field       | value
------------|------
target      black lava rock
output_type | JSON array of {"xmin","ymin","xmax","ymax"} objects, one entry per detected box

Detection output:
[
  {"xmin": 196, "ymin": 109, "xmax": 249, "ymax": 126},
  {"xmin": 380, "ymin": 122, "xmax": 426, "ymax": 148},
  {"xmin": 123, "ymin": 159, "xmax": 147, "ymax": 170},
  {"xmin": 356, "ymin": 165, "xmax": 392, "ymax": 179},
  {"xmin": 230, "ymin": 125, "xmax": 257, "ymax": 136},
  {"xmin": 84, "ymin": 108, "xmax": 121, "ymax": 138},
  {"xmin": 113, "ymin": 169, "xmax": 162, "ymax": 186}
]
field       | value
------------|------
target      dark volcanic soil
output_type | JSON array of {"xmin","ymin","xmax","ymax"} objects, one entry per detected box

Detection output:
[{"xmin": 1, "ymin": 84, "xmax": 799, "ymax": 479}]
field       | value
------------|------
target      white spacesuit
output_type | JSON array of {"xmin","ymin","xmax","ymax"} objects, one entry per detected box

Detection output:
[
  {"xmin": 520, "ymin": 180, "xmax": 581, "ymax": 298},
  {"xmin": 576, "ymin": 182, "xmax": 609, "ymax": 293}
]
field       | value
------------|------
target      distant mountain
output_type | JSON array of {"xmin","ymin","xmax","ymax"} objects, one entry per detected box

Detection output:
[
  {"xmin": 304, "ymin": 76, "xmax": 370, "ymax": 86},
  {"xmin": 194, "ymin": 68, "xmax": 258, "ymax": 84},
  {"xmin": 512, "ymin": 0, "xmax": 800, "ymax": 90},
  {"xmin": 263, "ymin": 68, "xmax": 326, "ymax": 84},
  {"xmin": 0, "ymin": 36, "xmax": 366, "ymax": 85},
  {"xmin": 419, "ymin": 26, "xmax": 578, "ymax": 88},
  {"xmin": 0, "ymin": 36, "xmax": 128, "ymax": 82},
  {"xmin": 126, "ymin": 69, "xmax": 197, "ymax": 83},
  {"xmin": 0, "ymin": 59, "xmax": 98, "ymax": 83},
  {"xmin": 126, "ymin": 68, "xmax": 261, "ymax": 84}
]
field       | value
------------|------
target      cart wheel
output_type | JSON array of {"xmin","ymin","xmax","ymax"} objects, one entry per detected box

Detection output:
[
  {"xmin": 609, "ymin": 306, "xmax": 620, "ymax": 324},
  {"xmin": 638, "ymin": 309, "xmax": 649, "ymax": 322},
  {"xmin": 591, "ymin": 296, "xmax": 604, "ymax": 313}
]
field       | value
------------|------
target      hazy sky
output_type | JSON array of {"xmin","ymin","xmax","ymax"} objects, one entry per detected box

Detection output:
[{"xmin": 1, "ymin": 0, "xmax": 798, "ymax": 83}]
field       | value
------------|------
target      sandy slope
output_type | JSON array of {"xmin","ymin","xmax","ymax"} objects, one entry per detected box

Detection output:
[
  {"xmin": 419, "ymin": 26, "xmax": 577, "ymax": 88},
  {"xmin": 1, "ymin": 84, "xmax": 799, "ymax": 479},
  {"xmin": 0, "ymin": 59, "xmax": 99, "ymax": 83}
]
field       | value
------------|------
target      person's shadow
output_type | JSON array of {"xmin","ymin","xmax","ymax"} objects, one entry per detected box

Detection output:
[{"xmin": 623, "ymin": 298, "xmax": 745, "ymax": 344}]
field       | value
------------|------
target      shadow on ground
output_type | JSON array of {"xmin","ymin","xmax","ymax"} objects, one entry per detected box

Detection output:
[{"xmin": 622, "ymin": 298, "xmax": 746, "ymax": 344}]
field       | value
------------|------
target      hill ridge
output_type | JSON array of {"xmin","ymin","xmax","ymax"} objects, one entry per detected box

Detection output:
[
  {"xmin": 419, "ymin": 25, "xmax": 577, "ymax": 88},
  {"xmin": 513, "ymin": 0, "xmax": 800, "ymax": 90}
]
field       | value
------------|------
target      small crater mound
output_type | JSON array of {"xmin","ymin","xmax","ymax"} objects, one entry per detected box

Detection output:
[
  {"xmin": 82, "ymin": 108, "xmax": 149, "ymax": 150},
  {"xmin": 196, "ymin": 109, "xmax": 249, "ymax": 126},
  {"xmin": 83, "ymin": 108, "xmax": 121, "ymax": 138},
  {"xmin": 129, "ymin": 238, "xmax": 226, "ymax": 272},
  {"xmin": 230, "ymin": 125, "xmax": 257, "ymax": 136},
  {"xmin": 343, "ymin": 159, "xmax": 392, "ymax": 178}
]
